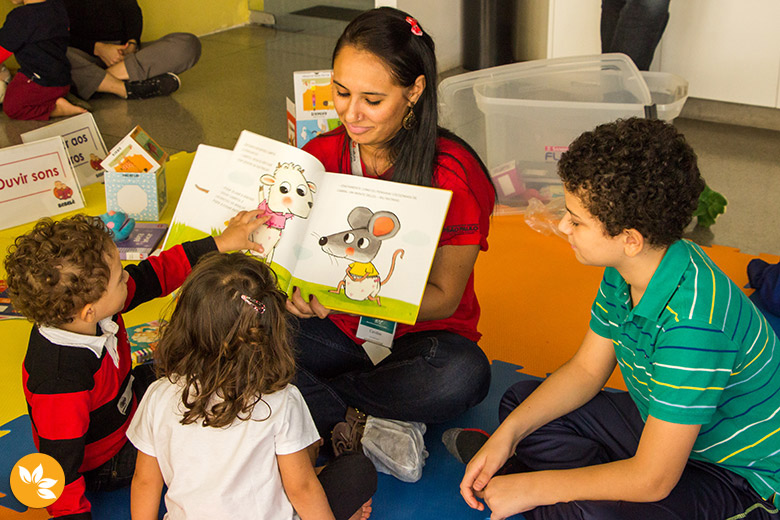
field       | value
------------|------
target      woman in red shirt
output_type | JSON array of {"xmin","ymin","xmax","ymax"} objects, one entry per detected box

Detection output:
[{"xmin": 288, "ymin": 7, "xmax": 495, "ymax": 461}]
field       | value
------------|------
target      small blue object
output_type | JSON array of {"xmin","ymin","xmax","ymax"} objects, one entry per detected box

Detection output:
[{"xmin": 99, "ymin": 211, "xmax": 135, "ymax": 241}]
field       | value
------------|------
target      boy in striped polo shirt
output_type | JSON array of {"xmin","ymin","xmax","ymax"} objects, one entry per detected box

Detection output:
[{"xmin": 454, "ymin": 118, "xmax": 780, "ymax": 519}]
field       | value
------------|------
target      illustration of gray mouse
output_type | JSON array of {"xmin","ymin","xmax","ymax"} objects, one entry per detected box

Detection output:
[{"xmin": 319, "ymin": 206, "xmax": 405, "ymax": 306}]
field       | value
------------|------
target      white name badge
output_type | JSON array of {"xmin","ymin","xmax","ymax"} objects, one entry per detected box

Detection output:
[{"xmin": 356, "ymin": 316, "xmax": 396, "ymax": 364}]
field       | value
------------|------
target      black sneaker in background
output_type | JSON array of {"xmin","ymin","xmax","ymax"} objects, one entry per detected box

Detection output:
[
  {"xmin": 125, "ymin": 72, "xmax": 181, "ymax": 99},
  {"xmin": 442, "ymin": 428, "xmax": 490, "ymax": 464}
]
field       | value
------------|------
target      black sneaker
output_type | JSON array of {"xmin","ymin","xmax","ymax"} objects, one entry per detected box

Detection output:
[
  {"xmin": 125, "ymin": 72, "xmax": 180, "ymax": 99},
  {"xmin": 442, "ymin": 428, "xmax": 490, "ymax": 464}
]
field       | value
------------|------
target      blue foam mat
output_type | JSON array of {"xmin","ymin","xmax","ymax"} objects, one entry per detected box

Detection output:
[{"xmin": 0, "ymin": 361, "xmax": 536, "ymax": 519}]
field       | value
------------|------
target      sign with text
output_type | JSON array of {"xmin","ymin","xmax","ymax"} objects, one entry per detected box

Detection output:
[
  {"xmin": 0, "ymin": 137, "xmax": 85, "ymax": 230},
  {"xmin": 21, "ymin": 112, "xmax": 109, "ymax": 187}
]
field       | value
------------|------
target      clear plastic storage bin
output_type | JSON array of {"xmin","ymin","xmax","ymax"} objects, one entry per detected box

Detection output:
[{"xmin": 439, "ymin": 54, "xmax": 688, "ymax": 213}]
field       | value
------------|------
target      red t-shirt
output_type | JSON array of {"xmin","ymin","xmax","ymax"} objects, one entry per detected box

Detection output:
[{"xmin": 303, "ymin": 127, "xmax": 494, "ymax": 342}]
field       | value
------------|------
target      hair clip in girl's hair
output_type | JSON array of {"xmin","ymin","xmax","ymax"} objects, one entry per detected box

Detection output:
[
  {"xmin": 406, "ymin": 16, "xmax": 423, "ymax": 36},
  {"xmin": 241, "ymin": 294, "xmax": 266, "ymax": 314}
]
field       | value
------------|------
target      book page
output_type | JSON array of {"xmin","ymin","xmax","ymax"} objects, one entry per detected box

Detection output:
[
  {"xmin": 163, "ymin": 145, "xmax": 235, "ymax": 249},
  {"xmin": 224, "ymin": 130, "xmax": 326, "ymax": 281},
  {"xmin": 289, "ymin": 173, "xmax": 452, "ymax": 325}
]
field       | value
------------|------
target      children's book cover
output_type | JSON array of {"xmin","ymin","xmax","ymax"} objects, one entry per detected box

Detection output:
[
  {"xmin": 126, "ymin": 320, "xmax": 163, "ymax": 366},
  {"xmin": 287, "ymin": 70, "xmax": 341, "ymax": 148},
  {"xmin": 101, "ymin": 125, "xmax": 167, "ymax": 173},
  {"xmin": 165, "ymin": 131, "xmax": 452, "ymax": 325},
  {"xmin": 0, "ymin": 280, "xmax": 23, "ymax": 320},
  {"xmin": 116, "ymin": 222, "xmax": 168, "ymax": 260}
]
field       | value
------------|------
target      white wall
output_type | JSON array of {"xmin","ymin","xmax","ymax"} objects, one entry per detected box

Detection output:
[
  {"xmin": 375, "ymin": 0, "xmax": 463, "ymax": 72},
  {"xmin": 546, "ymin": 0, "xmax": 600, "ymax": 59}
]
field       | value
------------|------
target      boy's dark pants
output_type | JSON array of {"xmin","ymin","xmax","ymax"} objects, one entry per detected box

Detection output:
[
  {"xmin": 499, "ymin": 380, "xmax": 778, "ymax": 519},
  {"xmin": 84, "ymin": 363, "xmax": 156, "ymax": 492}
]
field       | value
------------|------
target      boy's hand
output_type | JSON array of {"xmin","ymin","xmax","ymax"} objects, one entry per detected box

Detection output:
[
  {"xmin": 213, "ymin": 210, "xmax": 268, "ymax": 253},
  {"xmin": 94, "ymin": 42, "xmax": 126, "ymax": 66},
  {"xmin": 478, "ymin": 473, "xmax": 535, "ymax": 519},
  {"xmin": 460, "ymin": 430, "xmax": 517, "ymax": 511}
]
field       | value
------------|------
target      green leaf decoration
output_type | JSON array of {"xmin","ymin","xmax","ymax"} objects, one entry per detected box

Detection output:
[{"xmin": 693, "ymin": 184, "xmax": 727, "ymax": 228}]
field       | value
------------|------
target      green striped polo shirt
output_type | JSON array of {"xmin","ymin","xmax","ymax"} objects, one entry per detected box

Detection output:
[{"xmin": 590, "ymin": 239, "xmax": 780, "ymax": 506}]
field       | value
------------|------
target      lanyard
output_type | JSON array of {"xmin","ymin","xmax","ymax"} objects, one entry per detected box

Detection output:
[{"xmin": 349, "ymin": 140, "xmax": 364, "ymax": 177}]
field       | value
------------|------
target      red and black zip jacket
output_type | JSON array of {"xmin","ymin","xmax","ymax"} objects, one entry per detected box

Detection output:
[{"xmin": 22, "ymin": 237, "xmax": 216, "ymax": 519}]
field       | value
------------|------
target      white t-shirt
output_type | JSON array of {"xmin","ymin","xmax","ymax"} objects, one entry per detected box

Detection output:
[{"xmin": 127, "ymin": 378, "xmax": 321, "ymax": 520}]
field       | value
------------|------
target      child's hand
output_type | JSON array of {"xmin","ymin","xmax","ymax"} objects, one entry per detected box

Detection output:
[
  {"xmin": 213, "ymin": 210, "xmax": 268, "ymax": 254},
  {"xmin": 121, "ymin": 40, "xmax": 139, "ymax": 55},
  {"xmin": 94, "ymin": 42, "xmax": 126, "ymax": 67}
]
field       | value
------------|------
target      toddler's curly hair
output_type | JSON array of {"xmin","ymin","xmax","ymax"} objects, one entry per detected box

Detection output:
[
  {"xmin": 558, "ymin": 117, "xmax": 704, "ymax": 247},
  {"xmin": 4, "ymin": 214, "xmax": 114, "ymax": 326}
]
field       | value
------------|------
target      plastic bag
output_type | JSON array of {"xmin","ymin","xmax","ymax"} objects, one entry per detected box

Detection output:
[
  {"xmin": 522, "ymin": 196, "xmax": 566, "ymax": 238},
  {"xmin": 361, "ymin": 417, "xmax": 428, "ymax": 483}
]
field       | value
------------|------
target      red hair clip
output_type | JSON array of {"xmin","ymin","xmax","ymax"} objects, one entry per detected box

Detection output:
[{"xmin": 406, "ymin": 16, "xmax": 423, "ymax": 36}]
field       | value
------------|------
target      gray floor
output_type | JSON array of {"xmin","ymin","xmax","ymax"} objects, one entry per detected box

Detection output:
[{"xmin": 2, "ymin": 19, "xmax": 779, "ymax": 256}]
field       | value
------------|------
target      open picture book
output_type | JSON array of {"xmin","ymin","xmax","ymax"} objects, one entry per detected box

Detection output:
[{"xmin": 164, "ymin": 130, "xmax": 452, "ymax": 325}]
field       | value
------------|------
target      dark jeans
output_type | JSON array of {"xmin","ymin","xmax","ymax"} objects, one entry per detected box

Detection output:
[
  {"xmin": 84, "ymin": 363, "xmax": 157, "ymax": 492},
  {"xmin": 319, "ymin": 452, "xmax": 378, "ymax": 520},
  {"xmin": 601, "ymin": 0, "xmax": 670, "ymax": 70},
  {"xmin": 293, "ymin": 318, "xmax": 491, "ymax": 439},
  {"xmin": 499, "ymin": 380, "xmax": 779, "ymax": 519}
]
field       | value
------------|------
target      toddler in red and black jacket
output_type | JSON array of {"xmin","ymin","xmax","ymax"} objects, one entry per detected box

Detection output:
[{"xmin": 4, "ymin": 211, "xmax": 264, "ymax": 519}]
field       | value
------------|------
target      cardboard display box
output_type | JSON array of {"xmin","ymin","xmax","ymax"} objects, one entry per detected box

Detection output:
[
  {"xmin": 286, "ymin": 70, "xmax": 341, "ymax": 148},
  {"xmin": 103, "ymin": 126, "xmax": 168, "ymax": 220}
]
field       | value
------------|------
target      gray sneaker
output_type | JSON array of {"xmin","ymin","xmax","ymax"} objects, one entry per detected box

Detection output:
[{"xmin": 125, "ymin": 72, "xmax": 180, "ymax": 99}]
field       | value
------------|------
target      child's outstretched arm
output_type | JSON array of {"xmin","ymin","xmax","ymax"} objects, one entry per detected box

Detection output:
[
  {"xmin": 213, "ymin": 209, "xmax": 268, "ymax": 254},
  {"xmin": 278, "ymin": 445, "xmax": 336, "ymax": 520},
  {"xmin": 131, "ymin": 451, "xmax": 164, "ymax": 520}
]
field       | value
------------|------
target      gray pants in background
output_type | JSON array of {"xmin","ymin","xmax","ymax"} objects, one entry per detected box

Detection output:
[{"xmin": 67, "ymin": 32, "xmax": 202, "ymax": 99}]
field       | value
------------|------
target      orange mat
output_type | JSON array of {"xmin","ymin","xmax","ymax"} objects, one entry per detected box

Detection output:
[{"xmin": 474, "ymin": 215, "xmax": 779, "ymax": 391}]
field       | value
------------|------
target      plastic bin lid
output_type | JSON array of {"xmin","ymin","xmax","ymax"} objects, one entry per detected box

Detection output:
[
  {"xmin": 438, "ymin": 53, "xmax": 654, "ymax": 164},
  {"xmin": 472, "ymin": 53, "xmax": 651, "ymax": 106}
]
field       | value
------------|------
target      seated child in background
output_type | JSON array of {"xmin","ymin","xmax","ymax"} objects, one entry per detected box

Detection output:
[
  {"xmin": 127, "ymin": 252, "xmax": 377, "ymax": 520},
  {"xmin": 4, "ymin": 210, "xmax": 265, "ymax": 519},
  {"xmin": 0, "ymin": 0, "xmax": 86, "ymax": 120},
  {"xmin": 449, "ymin": 118, "xmax": 780, "ymax": 519}
]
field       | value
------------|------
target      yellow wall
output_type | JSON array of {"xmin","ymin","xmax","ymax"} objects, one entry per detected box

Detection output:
[
  {"xmin": 139, "ymin": 0, "xmax": 249, "ymax": 40},
  {"xmin": 1, "ymin": 0, "xmax": 250, "ymax": 48}
]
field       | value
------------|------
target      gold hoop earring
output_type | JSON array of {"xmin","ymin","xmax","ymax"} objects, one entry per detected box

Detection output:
[{"xmin": 402, "ymin": 104, "xmax": 417, "ymax": 130}]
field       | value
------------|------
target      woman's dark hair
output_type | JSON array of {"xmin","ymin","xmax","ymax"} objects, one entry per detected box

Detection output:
[
  {"xmin": 155, "ymin": 252, "xmax": 296, "ymax": 428},
  {"xmin": 334, "ymin": 7, "xmax": 492, "ymax": 189}
]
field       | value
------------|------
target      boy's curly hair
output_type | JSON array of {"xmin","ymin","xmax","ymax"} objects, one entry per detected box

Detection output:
[
  {"xmin": 155, "ymin": 252, "xmax": 296, "ymax": 428},
  {"xmin": 4, "ymin": 214, "xmax": 114, "ymax": 327},
  {"xmin": 558, "ymin": 118, "xmax": 705, "ymax": 247}
]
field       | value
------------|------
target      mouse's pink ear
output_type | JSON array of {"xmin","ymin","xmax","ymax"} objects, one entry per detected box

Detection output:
[{"xmin": 372, "ymin": 216, "xmax": 396, "ymax": 237}]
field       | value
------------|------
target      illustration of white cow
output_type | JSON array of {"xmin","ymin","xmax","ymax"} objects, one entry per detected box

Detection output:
[{"xmin": 251, "ymin": 162, "xmax": 316, "ymax": 264}]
